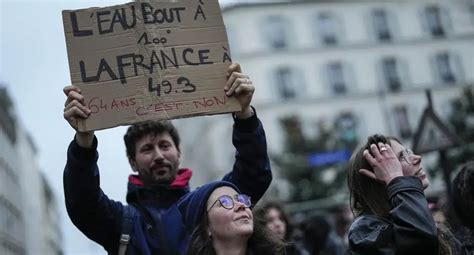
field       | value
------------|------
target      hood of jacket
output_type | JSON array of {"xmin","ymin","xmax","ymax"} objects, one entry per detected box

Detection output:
[{"xmin": 126, "ymin": 168, "xmax": 192, "ymax": 209}]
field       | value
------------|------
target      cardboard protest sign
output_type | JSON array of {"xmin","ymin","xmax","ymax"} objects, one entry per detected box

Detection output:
[{"xmin": 62, "ymin": 0, "xmax": 240, "ymax": 131}]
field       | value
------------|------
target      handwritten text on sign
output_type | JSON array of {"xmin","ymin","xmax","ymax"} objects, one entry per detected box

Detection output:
[{"xmin": 62, "ymin": 0, "xmax": 239, "ymax": 131}]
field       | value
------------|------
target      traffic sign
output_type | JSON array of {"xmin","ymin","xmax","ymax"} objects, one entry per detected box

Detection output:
[{"xmin": 412, "ymin": 93, "xmax": 460, "ymax": 154}]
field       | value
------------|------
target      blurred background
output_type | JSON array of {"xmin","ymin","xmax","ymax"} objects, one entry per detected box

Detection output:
[{"xmin": 1, "ymin": 0, "xmax": 473, "ymax": 254}]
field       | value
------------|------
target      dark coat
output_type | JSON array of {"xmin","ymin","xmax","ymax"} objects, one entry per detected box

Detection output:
[
  {"xmin": 348, "ymin": 176, "xmax": 439, "ymax": 255},
  {"xmin": 63, "ymin": 115, "xmax": 272, "ymax": 255}
]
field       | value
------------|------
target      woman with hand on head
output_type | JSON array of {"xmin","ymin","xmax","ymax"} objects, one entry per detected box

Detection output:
[
  {"xmin": 347, "ymin": 134, "xmax": 453, "ymax": 255},
  {"xmin": 178, "ymin": 181, "xmax": 286, "ymax": 255}
]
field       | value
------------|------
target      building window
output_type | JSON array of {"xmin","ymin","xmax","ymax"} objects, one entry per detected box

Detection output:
[
  {"xmin": 318, "ymin": 13, "xmax": 339, "ymax": 45},
  {"xmin": 470, "ymin": 5, "xmax": 474, "ymax": 25},
  {"xmin": 382, "ymin": 57, "xmax": 401, "ymax": 92},
  {"xmin": 393, "ymin": 105, "xmax": 412, "ymax": 139},
  {"xmin": 334, "ymin": 112, "xmax": 358, "ymax": 144},
  {"xmin": 263, "ymin": 16, "xmax": 289, "ymax": 49},
  {"xmin": 425, "ymin": 6, "xmax": 445, "ymax": 37},
  {"xmin": 435, "ymin": 53, "xmax": 456, "ymax": 84},
  {"xmin": 274, "ymin": 67, "xmax": 298, "ymax": 99},
  {"xmin": 0, "ymin": 199, "xmax": 20, "ymax": 237},
  {"xmin": 326, "ymin": 62, "xmax": 347, "ymax": 95},
  {"xmin": 372, "ymin": 9, "xmax": 391, "ymax": 41}
]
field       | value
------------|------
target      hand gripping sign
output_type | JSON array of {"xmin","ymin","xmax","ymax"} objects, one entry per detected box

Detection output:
[{"xmin": 62, "ymin": 0, "xmax": 239, "ymax": 131}]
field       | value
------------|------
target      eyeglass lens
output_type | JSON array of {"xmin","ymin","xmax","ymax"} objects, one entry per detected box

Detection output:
[
  {"xmin": 236, "ymin": 194, "xmax": 251, "ymax": 207},
  {"xmin": 218, "ymin": 196, "xmax": 234, "ymax": 209},
  {"xmin": 401, "ymin": 149, "xmax": 414, "ymax": 164},
  {"xmin": 218, "ymin": 194, "xmax": 251, "ymax": 209}
]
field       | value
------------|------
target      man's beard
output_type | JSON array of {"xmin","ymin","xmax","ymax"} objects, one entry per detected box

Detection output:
[{"xmin": 140, "ymin": 163, "xmax": 178, "ymax": 187}]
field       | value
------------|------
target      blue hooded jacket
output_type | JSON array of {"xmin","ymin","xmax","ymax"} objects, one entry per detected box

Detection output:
[{"xmin": 63, "ymin": 114, "xmax": 272, "ymax": 255}]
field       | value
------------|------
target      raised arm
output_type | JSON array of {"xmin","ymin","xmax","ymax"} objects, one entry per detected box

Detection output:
[
  {"xmin": 63, "ymin": 85, "xmax": 123, "ymax": 252},
  {"xmin": 349, "ymin": 142, "xmax": 438, "ymax": 254},
  {"xmin": 221, "ymin": 64, "xmax": 272, "ymax": 204},
  {"xmin": 388, "ymin": 176, "xmax": 438, "ymax": 253},
  {"xmin": 63, "ymin": 85, "xmax": 94, "ymax": 147},
  {"xmin": 349, "ymin": 176, "xmax": 438, "ymax": 254}
]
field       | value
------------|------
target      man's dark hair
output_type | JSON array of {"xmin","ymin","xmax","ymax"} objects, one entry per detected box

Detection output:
[{"xmin": 124, "ymin": 120, "xmax": 180, "ymax": 160}]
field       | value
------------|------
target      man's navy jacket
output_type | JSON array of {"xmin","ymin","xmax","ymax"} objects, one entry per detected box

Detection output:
[{"xmin": 63, "ymin": 114, "xmax": 272, "ymax": 255}]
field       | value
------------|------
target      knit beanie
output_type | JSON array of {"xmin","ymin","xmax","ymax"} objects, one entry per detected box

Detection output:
[{"xmin": 178, "ymin": 181, "xmax": 240, "ymax": 234}]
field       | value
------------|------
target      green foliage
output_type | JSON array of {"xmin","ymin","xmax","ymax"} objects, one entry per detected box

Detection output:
[
  {"xmin": 445, "ymin": 86, "xmax": 474, "ymax": 167},
  {"xmin": 272, "ymin": 115, "xmax": 359, "ymax": 202}
]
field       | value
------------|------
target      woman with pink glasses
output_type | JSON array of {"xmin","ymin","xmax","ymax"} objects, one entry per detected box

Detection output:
[{"xmin": 178, "ymin": 181, "xmax": 286, "ymax": 255}]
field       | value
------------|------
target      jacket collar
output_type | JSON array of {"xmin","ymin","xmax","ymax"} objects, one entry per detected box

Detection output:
[{"xmin": 126, "ymin": 168, "xmax": 192, "ymax": 207}]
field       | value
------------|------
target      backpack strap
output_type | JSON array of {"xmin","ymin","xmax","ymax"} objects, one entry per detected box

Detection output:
[{"xmin": 118, "ymin": 205, "xmax": 137, "ymax": 255}]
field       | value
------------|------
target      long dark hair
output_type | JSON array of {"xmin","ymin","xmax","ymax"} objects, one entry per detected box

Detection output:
[
  {"xmin": 452, "ymin": 161, "xmax": 474, "ymax": 229},
  {"xmin": 347, "ymin": 134, "xmax": 453, "ymax": 255},
  {"xmin": 347, "ymin": 134, "xmax": 399, "ymax": 217},
  {"xmin": 187, "ymin": 207, "xmax": 286, "ymax": 255},
  {"xmin": 254, "ymin": 201, "xmax": 293, "ymax": 240}
]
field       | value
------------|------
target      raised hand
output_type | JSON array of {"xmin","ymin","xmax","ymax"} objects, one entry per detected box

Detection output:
[
  {"xmin": 224, "ymin": 63, "xmax": 255, "ymax": 119},
  {"xmin": 359, "ymin": 142, "xmax": 403, "ymax": 185},
  {"xmin": 63, "ymin": 85, "xmax": 91, "ymax": 130},
  {"xmin": 63, "ymin": 85, "xmax": 94, "ymax": 147}
]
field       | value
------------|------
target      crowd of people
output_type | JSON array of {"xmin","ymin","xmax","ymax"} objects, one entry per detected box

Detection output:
[
  {"xmin": 63, "ymin": 63, "xmax": 473, "ymax": 255},
  {"xmin": 249, "ymin": 138, "xmax": 473, "ymax": 255}
]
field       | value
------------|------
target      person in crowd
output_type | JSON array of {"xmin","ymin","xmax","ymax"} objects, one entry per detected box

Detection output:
[
  {"xmin": 255, "ymin": 201, "xmax": 300, "ymax": 255},
  {"xmin": 292, "ymin": 212, "xmax": 310, "ymax": 255},
  {"xmin": 331, "ymin": 205, "xmax": 352, "ymax": 253},
  {"xmin": 449, "ymin": 161, "xmax": 474, "ymax": 254},
  {"xmin": 255, "ymin": 201, "xmax": 291, "ymax": 240},
  {"xmin": 347, "ymin": 134, "xmax": 453, "ymax": 254},
  {"xmin": 301, "ymin": 215, "xmax": 345, "ymax": 255},
  {"xmin": 63, "ymin": 63, "xmax": 272, "ymax": 254},
  {"xmin": 178, "ymin": 181, "xmax": 286, "ymax": 255},
  {"xmin": 429, "ymin": 197, "xmax": 447, "ymax": 226}
]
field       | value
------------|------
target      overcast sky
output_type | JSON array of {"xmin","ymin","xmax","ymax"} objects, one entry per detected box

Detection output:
[{"xmin": 0, "ymin": 0, "xmax": 243, "ymax": 254}]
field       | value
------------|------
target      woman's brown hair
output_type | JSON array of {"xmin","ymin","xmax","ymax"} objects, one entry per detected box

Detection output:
[
  {"xmin": 187, "ymin": 207, "xmax": 286, "ymax": 255},
  {"xmin": 254, "ymin": 201, "xmax": 293, "ymax": 241},
  {"xmin": 347, "ymin": 134, "xmax": 400, "ymax": 217},
  {"xmin": 347, "ymin": 134, "xmax": 453, "ymax": 255}
]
